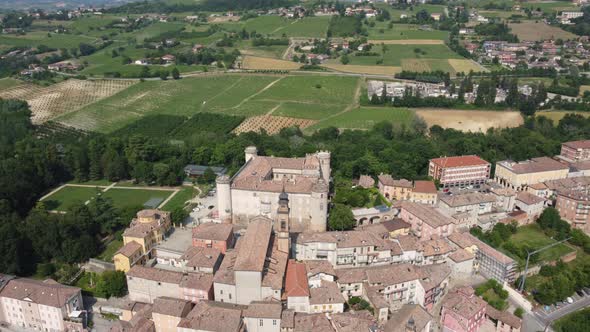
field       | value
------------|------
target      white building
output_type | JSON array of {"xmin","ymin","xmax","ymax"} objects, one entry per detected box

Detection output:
[{"xmin": 216, "ymin": 146, "xmax": 330, "ymax": 232}]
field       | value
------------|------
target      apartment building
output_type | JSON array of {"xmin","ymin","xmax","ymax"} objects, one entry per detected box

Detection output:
[
  {"xmin": 243, "ymin": 301, "xmax": 282, "ymax": 332},
  {"xmin": 192, "ymin": 222, "xmax": 234, "ymax": 254},
  {"xmin": 428, "ymin": 155, "xmax": 491, "ymax": 188},
  {"xmin": 438, "ymin": 192, "xmax": 496, "ymax": 228},
  {"xmin": 151, "ymin": 297, "xmax": 193, "ymax": 332},
  {"xmin": 441, "ymin": 287, "xmax": 487, "ymax": 332},
  {"xmin": 114, "ymin": 209, "xmax": 172, "ymax": 272},
  {"xmin": 495, "ymin": 157, "xmax": 569, "ymax": 191},
  {"xmin": 377, "ymin": 175, "xmax": 437, "ymax": 205},
  {"xmin": 126, "ymin": 266, "xmax": 214, "ymax": 304},
  {"xmin": 558, "ymin": 140, "xmax": 590, "ymax": 163},
  {"xmin": 556, "ymin": 190, "xmax": 590, "ymax": 235},
  {"xmin": 177, "ymin": 301, "xmax": 244, "ymax": 332},
  {"xmin": 0, "ymin": 278, "xmax": 84, "ymax": 332},
  {"xmin": 385, "ymin": 304, "xmax": 432, "ymax": 332},
  {"xmin": 514, "ymin": 192, "xmax": 546, "ymax": 223},
  {"xmin": 397, "ymin": 201, "xmax": 456, "ymax": 240}
]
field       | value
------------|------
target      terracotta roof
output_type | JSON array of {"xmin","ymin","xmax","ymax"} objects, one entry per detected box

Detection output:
[
  {"xmin": 127, "ymin": 266, "xmax": 183, "ymax": 284},
  {"xmin": 443, "ymin": 287, "xmax": 487, "ymax": 330},
  {"xmin": 358, "ymin": 175, "xmax": 375, "ymax": 188},
  {"xmin": 192, "ymin": 223, "xmax": 233, "ymax": 242},
  {"xmin": 212, "ymin": 249, "xmax": 237, "ymax": 285},
  {"xmin": 152, "ymin": 297, "xmax": 193, "ymax": 317},
  {"xmin": 296, "ymin": 230, "xmax": 387, "ymax": 249},
  {"xmin": 421, "ymin": 238, "xmax": 454, "ymax": 257},
  {"xmin": 244, "ymin": 301, "xmax": 282, "ymax": 319},
  {"xmin": 417, "ymin": 264, "xmax": 451, "ymax": 291},
  {"xmin": 516, "ymin": 192, "xmax": 545, "ymax": 205},
  {"xmin": 381, "ymin": 218, "xmax": 412, "ymax": 232},
  {"xmin": 439, "ymin": 192, "xmax": 496, "ymax": 207},
  {"xmin": 179, "ymin": 273, "xmax": 214, "ymax": 291},
  {"xmin": 335, "ymin": 268, "xmax": 366, "ymax": 284},
  {"xmin": 304, "ymin": 260, "xmax": 336, "ymax": 278},
  {"xmin": 285, "ymin": 260, "xmax": 310, "ymax": 297},
  {"xmin": 281, "ymin": 309, "xmax": 295, "ymax": 328},
  {"xmin": 309, "ymin": 280, "xmax": 345, "ymax": 305},
  {"xmin": 234, "ymin": 216, "xmax": 272, "ymax": 272},
  {"xmin": 115, "ymin": 241, "xmax": 142, "ymax": 257},
  {"xmin": 465, "ymin": 233, "xmax": 515, "ymax": 265},
  {"xmin": 331, "ymin": 311, "xmax": 377, "ymax": 332},
  {"xmin": 177, "ymin": 301, "xmax": 244, "ymax": 332},
  {"xmin": 385, "ymin": 304, "xmax": 432, "ymax": 332},
  {"xmin": 292, "ymin": 313, "xmax": 333, "ymax": 332},
  {"xmin": 563, "ymin": 140, "xmax": 590, "ymax": 150},
  {"xmin": 485, "ymin": 305, "xmax": 522, "ymax": 329},
  {"xmin": 180, "ymin": 247, "xmax": 222, "ymax": 269},
  {"xmin": 498, "ymin": 157, "xmax": 568, "ymax": 174},
  {"xmin": 0, "ymin": 278, "xmax": 80, "ymax": 309},
  {"xmin": 261, "ymin": 237, "xmax": 288, "ymax": 290},
  {"xmin": 397, "ymin": 234, "xmax": 423, "ymax": 251},
  {"xmin": 430, "ymin": 155, "xmax": 489, "ymax": 168},
  {"xmin": 399, "ymin": 201, "xmax": 454, "ymax": 228},
  {"xmin": 447, "ymin": 232, "xmax": 475, "ymax": 249},
  {"xmin": 449, "ymin": 248, "xmax": 475, "ymax": 262},
  {"xmin": 365, "ymin": 264, "xmax": 419, "ymax": 286},
  {"xmin": 413, "ymin": 180, "xmax": 437, "ymax": 194},
  {"xmin": 378, "ymin": 174, "xmax": 412, "ymax": 187}
]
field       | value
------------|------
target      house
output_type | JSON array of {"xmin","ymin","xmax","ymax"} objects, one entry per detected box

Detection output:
[
  {"xmin": 285, "ymin": 260, "xmax": 311, "ymax": 313},
  {"xmin": 357, "ymin": 174, "xmax": 375, "ymax": 189},
  {"xmin": 152, "ymin": 297, "xmax": 194, "ymax": 332},
  {"xmin": 304, "ymin": 260, "xmax": 336, "ymax": 287},
  {"xmin": 177, "ymin": 301, "xmax": 244, "ymax": 332},
  {"xmin": 309, "ymin": 280, "xmax": 345, "ymax": 314},
  {"xmin": 384, "ymin": 304, "xmax": 432, "ymax": 332},
  {"xmin": 448, "ymin": 248, "xmax": 475, "ymax": 279},
  {"xmin": 421, "ymin": 238, "xmax": 454, "ymax": 265},
  {"xmin": 397, "ymin": 201, "xmax": 456, "ymax": 240},
  {"xmin": 114, "ymin": 209, "xmax": 172, "ymax": 272},
  {"xmin": 177, "ymin": 246, "xmax": 223, "ymax": 274},
  {"xmin": 378, "ymin": 174, "xmax": 413, "ymax": 200},
  {"xmin": 184, "ymin": 165, "xmax": 227, "ymax": 179},
  {"xmin": 192, "ymin": 222, "xmax": 234, "ymax": 254},
  {"xmin": 441, "ymin": 287, "xmax": 487, "ymax": 332},
  {"xmin": 429, "ymin": 155, "xmax": 491, "ymax": 188},
  {"xmin": 126, "ymin": 266, "xmax": 213, "ymax": 304},
  {"xmin": 192, "ymin": 44, "xmax": 204, "ymax": 53},
  {"xmin": 412, "ymin": 180, "xmax": 438, "ymax": 205},
  {"xmin": 417, "ymin": 264, "xmax": 451, "ymax": 311},
  {"xmin": 161, "ymin": 54, "xmax": 176, "ymax": 64},
  {"xmin": 243, "ymin": 301, "xmax": 282, "ymax": 332},
  {"xmin": 494, "ymin": 157, "xmax": 569, "ymax": 191},
  {"xmin": 431, "ymin": 13, "xmax": 442, "ymax": 21},
  {"xmin": 0, "ymin": 278, "xmax": 84, "ymax": 332},
  {"xmin": 485, "ymin": 305, "xmax": 522, "ymax": 332},
  {"xmin": 135, "ymin": 59, "xmax": 149, "ymax": 65},
  {"xmin": 514, "ymin": 192, "xmax": 545, "ymax": 223}
]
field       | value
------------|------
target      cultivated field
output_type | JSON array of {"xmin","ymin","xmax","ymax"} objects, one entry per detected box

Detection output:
[
  {"xmin": 415, "ymin": 109, "xmax": 523, "ymax": 132},
  {"xmin": 448, "ymin": 59, "xmax": 489, "ymax": 74},
  {"xmin": 241, "ymin": 56, "xmax": 301, "ymax": 70},
  {"xmin": 367, "ymin": 23, "xmax": 449, "ymax": 41},
  {"xmin": 369, "ymin": 39, "xmax": 445, "ymax": 45},
  {"xmin": 0, "ymin": 79, "xmax": 137, "ymax": 124},
  {"xmin": 508, "ymin": 22, "xmax": 577, "ymax": 41},
  {"xmin": 321, "ymin": 63, "xmax": 401, "ymax": 75},
  {"xmin": 233, "ymin": 115, "xmax": 317, "ymax": 134},
  {"xmin": 309, "ymin": 107, "xmax": 415, "ymax": 131}
]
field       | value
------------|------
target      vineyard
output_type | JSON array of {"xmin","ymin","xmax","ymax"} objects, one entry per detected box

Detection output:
[
  {"xmin": 0, "ymin": 79, "xmax": 136, "ymax": 124},
  {"xmin": 233, "ymin": 115, "xmax": 317, "ymax": 135}
]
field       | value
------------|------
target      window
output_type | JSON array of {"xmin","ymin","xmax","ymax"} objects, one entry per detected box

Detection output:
[
  {"xmin": 220, "ymin": 290, "xmax": 223, "ymax": 295},
  {"xmin": 229, "ymin": 293, "xmax": 232, "ymax": 300},
  {"xmin": 273, "ymin": 320, "xmax": 277, "ymax": 326},
  {"xmin": 259, "ymin": 319, "xmax": 263, "ymax": 326}
]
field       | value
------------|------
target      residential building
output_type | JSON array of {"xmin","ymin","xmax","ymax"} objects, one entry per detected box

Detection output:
[
  {"xmin": 177, "ymin": 246, "xmax": 223, "ymax": 274},
  {"xmin": 441, "ymin": 287, "xmax": 486, "ymax": 332},
  {"xmin": 428, "ymin": 155, "xmax": 491, "ymax": 188},
  {"xmin": 438, "ymin": 192, "xmax": 496, "ymax": 228},
  {"xmin": 364, "ymin": 264, "xmax": 421, "ymax": 311},
  {"xmin": 213, "ymin": 216, "xmax": 288, "ymax": 305},
  {"xmin": 494, "ymin": 157, "xmax": 569, "ymax": 191},
  {"xmin": 335, "ymin": 268, "xmax": 366, "ymax": 298},
  {"xmin": 177, "ymin": 301, "xmax": 244, "ymax": 332},
  {"xmin": 397, "ymin": 201, "xmax": 456, "ymax": 239},
  {"xmin": 192, "ymin": 222, "xmax": 234, "ymax": 254},
  {"xmin": 309, "ymin": 280, "xmax": 345, "ymax": 314},
  {"xmin": 514, "ymin": 192, "xmax": 545, "ymax": 223},
  {"xmin": 304, "ymin": 260, "xmax": 336, "ymax": 287},
  {"xmin": 357, "ymin": 218, "xmax": 411, "ymax": 240},
  {"xmin": 556, "ymin": 190, "xmax": 590, "ymax": 235},
  {"xmin": 115, "ymin": 209, "xmax": 172, "ymax": 272},
  {"xmin": 489, "ymin": 187, "xmax": 517, "ymax": 212},
  {"xmin": 357, "ymin": 174, "xmax": 375, "ymax": 189},
  {"xmin": 283, "ymin": 312, "xmax": 332, "ymax": 331},
  {"xmin": 421, "ymin": 238, "xmax": 454, "ymax": 265},
  {"xmin": 485, "ymin": 305, "xmax": 522, "ymax": 332},
  {"xmin": 384, "ymin": 304, "xmax": 432, "ymax": 332},
  {"xmin": 448, "ymin": 249, "xmax": 475, "ymax": 279},
  {"xmin": 412, "ymin": 180, "xmax": 438, "ymax": 205},
  {"xmin": 0, "ymin": 278, "xmax": 84, "ymax": 332},
  {"xmin": 216, "ymin": 146, "xmax": 330, "ymax": 232},
  {"xmin": 126, "ymin": 266, "xmax": 213, "ymax": 304},
  {"xmin": 378, "ymin": 175, "xmax": 413, "ymax": 200},
  {"xmin": 330, "ymin": 311, "xmax": 379, "ymax": 332},
  {"xmin": 243, "ymin": 301, "xmax": 282, "ymax": 332},
  {"xmin": 558, "ymin": 140, "xmax": 590, "ymax": 163},
  {"xmin": 417, "ymin": 264, "xmax": 451, "ymax": 311},
  {"xmin": 285, "ymin": 260, "xmax": 310, "ymax": 313},
  {"xmin": 152, "ymin": 297, "xmax": 193, "ymax": 332}
]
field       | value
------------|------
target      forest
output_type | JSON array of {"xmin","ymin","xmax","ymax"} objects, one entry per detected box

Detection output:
[{"xmin": 2, "ymin": 96, "xmax": 590, "ymax": 276}]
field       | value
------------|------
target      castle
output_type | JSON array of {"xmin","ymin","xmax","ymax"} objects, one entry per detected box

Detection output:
[{"xmin": 216, "ymin": 146, "xmax": 330, "ymax": 232}]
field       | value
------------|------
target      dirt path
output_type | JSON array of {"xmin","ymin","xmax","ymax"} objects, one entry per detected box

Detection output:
[
  {"xmin": 266, "ymin": 103, "xmax": 282, "ymax": 115},
  {"xmin": 232, "ymin": 76, "xmax": 285, "ymax": 109},
  {"xmin": 158, "ymin": 189, "xmax": 180, "ymax": 209},
  {"xmin": 201, "ymin": 76, "xmax": 245, "ymax": 111}
]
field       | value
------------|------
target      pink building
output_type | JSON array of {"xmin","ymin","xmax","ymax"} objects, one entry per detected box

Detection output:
[
  {"xmin": 556, "ymin": 190, "xmax": 590, "ymax": 235},
  {"xmin": 192, "ymin": 223, "xmax": 234, "ymax": 254},
  {"xmin": 397, "ymin": 201, "xmax": 455, "ymax": 240},
  {"xmin": 441, "ymin": 287, "xmax": 486, "ymax": 332},
  {"xmin": 559, "ymin": 140, "xmax": 590, "ymax": 162},
  {"xmin": 429, "ymin": 155, "xmax": 491, "ymax": 188}
]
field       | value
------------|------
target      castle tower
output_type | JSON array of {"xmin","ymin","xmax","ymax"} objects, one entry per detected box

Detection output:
[
  {"xmin": 245, "ymin": 146, "xmax": 258, "ymax": 163},
  {"xmin": 277, "ymin": 190, "xmax": 290, "ymax": 254},
  {"xmin": 317, "ymin": 151, "xmax": 331, "ymax": 182},
  {"xmin": 216, "ymin": 175, "xmax": 232, "ymax": 223},
  {"xmin": 309, "ymin": 180, "xmax": 329, "ymax": 232}
]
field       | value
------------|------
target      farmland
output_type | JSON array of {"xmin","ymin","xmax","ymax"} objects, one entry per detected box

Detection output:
[
  {"xmin": 241, "ymin": 56, "xmax": 301, "ymax": 70},
  {"xmin": 219, "ymin": 16, "xmax": 330, "ymax": 38},
  {"xmin": 415, "ymin": 109, "xmax": 524, "ymax": 132},
  {"xmin": 0, "ymin": 79, "xmax": 136, "ymax": 124},
  {"xmin": 233, "ymin": 115, "xmax": 318, "ymax": 134},
  {"xmin": 508, "ymin": 22, "xmax": 577, "ymax": 41},
  {"xmin": 347, "ymin": 44, "xmax": 463, "ymax": 71},
  {"xmin": 321, "ymin": 63, "xmax": 401, "ymax": 75},
  {"xmin": 308, "ymin": 107, "xmax": 416, "ymax": 131},
  {"xmin": 367, "ymin": 23, "xmax": 449, "ymax": 41}
]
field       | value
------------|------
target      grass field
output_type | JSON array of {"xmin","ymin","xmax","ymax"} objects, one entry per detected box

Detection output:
[
  {"xmin": 449, "ymin": 59, "xmax": 488, "ymax": 73},
  {"xmin": 220, "ymin": 16, "xmax": 330, "ymax": 38},
  {"xmin": 252, "ymin": 75, "xmax": 358, "ymax": 105},
  {"xmin": 161, "ymin": 186, "xmax": 196, "ymax": 211},
  {"xmin": 321, "ymin": 63, "xmax": 401, "ymax": 75},
  {"xmin": 536, "ymin": 111, "xmax": 590, "ymax": 123},
  {"xmin": 0, "ymin": 32, "xmax": 97, "ymax": 49},
  {"xmin": 501, "ymin": 224, "xmax": 575, "ymax": 265},
  {"xmin": 415, "ymin": 109, "xmax": 523, "ymax": 132},
  {"xmin": 349, "ymin": 44, "xmax": 462, "ymax": 69},
  {"xmin": 508, "ymin": 22, "xmax": 577, "ymax": 41},
  {"xmin": 0, "ymin": 78, "xmax": 22, "ymax": 90},
  {"xmin": 367, "ymin": 23, "xmax": 449, "ymax": 41},
  {"xmin": 41, "ymin": 186, "xmax": 101, "ymax": 211},
  {"xmin": 308, "ymin": 107, "xmax": 415, "ymax": 131},
  {"xmin": 101, "ymin": 188, "xmax": 174, "ymax": 210},
  {"xmin": 241, "ymin": 56, "xmax": 300, "ymax": 70}
]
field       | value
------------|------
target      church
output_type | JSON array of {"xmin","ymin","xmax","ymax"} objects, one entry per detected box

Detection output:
[{"xmin": 216, "ymin": 146, "xmax": 330, "ymax": 232}]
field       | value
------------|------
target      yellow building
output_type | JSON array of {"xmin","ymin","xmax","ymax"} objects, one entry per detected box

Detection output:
[
  {"xmin": 114, "ymin": 209, "xmax": 171, "ymax": 272},
  {"xmin": 494, "ymin": 157, "xmax": 569, "ymax": 191}
]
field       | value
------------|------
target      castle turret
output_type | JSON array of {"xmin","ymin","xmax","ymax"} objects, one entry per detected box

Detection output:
[
  {"xmin": 245, "ymin": 146, "xmax": 258, "ymax": 163},
  {"xmin": 216, "ymin": 175, "xmax": 232, "ymax": 223},
  {"xmin": 276, "ymin": 190, "xmax": 290, "ymax": 254},
  {"xmin": 317, "ymin": 151, "xmax": 331, "ymax": 182},
  {"xmin": 309, "ymin": 180, "xmax": 329, "ymax": 232}
]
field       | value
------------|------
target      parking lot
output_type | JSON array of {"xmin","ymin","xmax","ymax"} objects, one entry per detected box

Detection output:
[
  {"xmin": 533, "ymin": 287, "xmax": 590, "ymax": 327},
  {"xmin": 188, "ymin": 189, "xmax": 218, "ymax": 225}
]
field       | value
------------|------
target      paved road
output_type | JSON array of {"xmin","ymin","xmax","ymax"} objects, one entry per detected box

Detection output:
[{"xmin": 526, "ymin": 295, "xmax": 590, "ymax": 331}]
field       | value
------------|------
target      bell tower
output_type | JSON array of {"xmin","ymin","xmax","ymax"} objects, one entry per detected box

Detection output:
[{"xmin": 277, "ymin": 190, "xmax": 290, "ymax": 254}]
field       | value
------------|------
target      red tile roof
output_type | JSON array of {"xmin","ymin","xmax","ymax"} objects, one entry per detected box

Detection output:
[
  {"xmin": 430, "ymin": 155, "xmax": 489, "ymax": 168},
  {"xmin": 285, "ymin": 260, "xmax": 310, "ymax": 297},
  {"xmin": 413, "ymin": 180, "xmax": 437, "ymax": 194},
  {"xmin": 563, "ymin": 140, "xmax": 590, "ymax": 150}
]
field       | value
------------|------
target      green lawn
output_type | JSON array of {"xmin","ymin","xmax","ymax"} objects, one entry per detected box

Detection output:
[
  {"xmin": 348, "ymin": 44, "xmax": 462, "ymax": 67},
  {"xmin": 0, "ymin": 78, "xmax": 22, "ymax": 90},
  {"xmin": 252, "ymin": 76, "xmax": 359, "ymax": 105},
  {"xmin": 161, "ymin": 186, "xmax": 196, "ymax": 211},
  {"xmin": 97, "ymin": 237, "xmax": 122, "ymax": 263},
  {"xmin": 308, "ymin": 107, "xmax": 415, "ymax": 131},
  {"xmin": 501, "ymin": 224, "xmax": 575, "ymax": 265},
  {"xmin": 0, "ymin": 32, "xmax": 97, "ymax": 49},
  {"xmin": 41, "ymin": 186, "xmax": 101, "ymax": 211},
  {"xmin": 273, "ymin": 102, "xmax": 346, "ymax": 120},
  {"xmin": 101, "ymin": 188, "xmax": 175, "ymax": 210},
  {"xmin": 367, "ymin": 23, "xmax": 449, "ymax": 40},
  {"xmin": 220, "ymin": 16, "xmax": 330, "ymax": 38}
]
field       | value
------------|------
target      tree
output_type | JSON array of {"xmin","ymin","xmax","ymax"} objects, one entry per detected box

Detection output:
[
  {"xmin": 95, "ymin": 270, "xmax": 127, "ymax": 298},
  {"xmin": 202, "ymin": 167, "xmax": 216, "ymax": 183},
  {"xmin": 159, "ymin": 70, "xmax": 169, "ymax": 80},
  {"xmin": 328, "ymin": 204, "xmax": 356, "ymax": 231},
  {"xmin": 171, "ymin": 67, "xmax": 180, "ymax": 79},
  {"xmin": 514, "ymin": 307, "xmax": 524, "ymax": 318},
  {"xmin": 171, "ymin": 207, "xmax": 189, "ymax": 226},
  {"xmin": 340, "ymin": 54, "xmax": 350, "ymax": 65}
]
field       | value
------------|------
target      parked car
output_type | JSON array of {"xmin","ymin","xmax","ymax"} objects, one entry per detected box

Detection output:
[
  {"xmin": 567, "ymin": 297, "xmax": 574, "ymax": 304},
  {"xmin": 576, "ymin": 290, "xmax": 585, "ymax": 297}
]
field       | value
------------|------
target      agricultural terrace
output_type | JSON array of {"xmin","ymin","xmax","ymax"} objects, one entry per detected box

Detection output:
[
  {"xmin": 508, "ymin": 22, "xmax": 577, "ymax": 42},
  {"xmin": 233, "ymin": 115, "xmax": 317, "ymax": 135},
  {"xmin": 0, "ymin": 79, "xmax": 136, "ymax": 124}
]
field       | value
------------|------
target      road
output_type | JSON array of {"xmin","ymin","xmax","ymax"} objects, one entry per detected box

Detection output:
[{"xmin": 525, "ymin": 295, "xmax": 590, "ymax": 332}]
